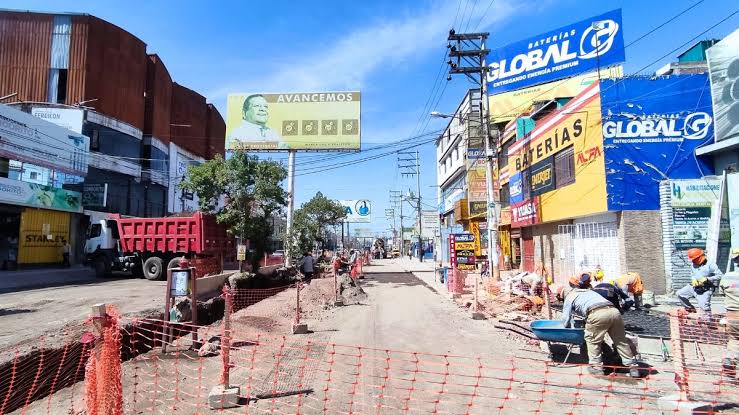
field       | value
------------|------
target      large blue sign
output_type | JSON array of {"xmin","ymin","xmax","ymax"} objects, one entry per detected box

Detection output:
[
  {"xmin": 601, "ymin": 75, "xmax": 715, "ymax": 211},
  {"xmin": 509, "ymin": 171, "xmax": 524, "ymax": 205},
  {"xmin": 487, "ymin": 9, "xmax": 625, "ymax": 95}
]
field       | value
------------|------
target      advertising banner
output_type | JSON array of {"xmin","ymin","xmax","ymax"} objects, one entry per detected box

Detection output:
[
  {"xmin": 0, "ymin": 104, "xmax": 89, "ymax": 176},
  {"xmin": 82, "ymin": 183, "xmax": 107, "ymax": 208},
  {"xmin": 487, "ymin": 9, "xmax": 625, "ymax": 95},
  {"xmin": 511, "ymin": 197, "xmax": 539, "ymax": 228},
  {"xmin": 529, "ymin": 156, "xmax": 555, "ymax": 196},
  {"xmin": 728, "ymin": 173, "xmax": 739, "ymax": 249},
  {"xmin": 466, "ymin": 149, "xmax": 487, "ymax": 202},
  {"xmin": 31, "ymin": 107, "xmax": 84, "ymax": 134},
  {"xmin": 469, "ymin": 201, "xmax": 487, "ymax": 219},
  {"xmin": 453, "ymin": 233, "xmax": 476, "ymax": 270},
  {"xmin": 706, "ymin": 28, "xmax": 739, "ymax": 142},
  {"xmin": 470, "ymin": 222, "xmax": 482, "ymax": 257},
  {"xmin": 509, "ymin": 171, "xmax": 524, "ymax": 205},
  {"xmin": 601, "ymin": 75, "xmax": 715, "ymax": 210},
  {"xmin": 226, "ymin": 92, "xmax": 360, "ymax": 151},
  {"xmin": 421, "ymin": 210, "xmax": 440, "ymax": 238},
  {"xmin": 339, "ymin": 199, "xmax": 371, "ymax": 223},
  {"xmin": 508, "ymin": 82, "xmax": 607, "ymax": 223},
  {"xmin": 0, "ymin": 177, "xmax": 82, "ymax": 213},
  {"xmin": 489, "ymin": 67, "xmax": 623, "ymax": 122},
  {"xmin": 499, "ymin": 207, "xmax": 512, "ymax": 226},
  {"xmin": 669, "ymin": 179, "xmax": 721, "ymax": 250}
]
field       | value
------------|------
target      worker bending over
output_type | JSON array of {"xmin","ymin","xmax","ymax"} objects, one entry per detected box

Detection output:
[
  {"xmin": 593, "ymin": 267, "xmax": 644, "ymax": 309},
  {"xmin": 677, "ymin": 248, "xmax": 722, "ymax": 316},
  {"xmin": 559, "ymin": 272, "xmax": 640, "ymax": 377},
  {"xmin": 592, "ymin": 281, "xmax": 633, "ymax": 313}
]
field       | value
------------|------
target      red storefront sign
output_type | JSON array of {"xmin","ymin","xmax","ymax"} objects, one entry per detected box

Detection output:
[{"xmin": 511, "ymin": 197, "xmax": 540, "ymax": 228}]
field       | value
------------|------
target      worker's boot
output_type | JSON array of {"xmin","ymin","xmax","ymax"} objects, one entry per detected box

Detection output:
[
  {"xmin": 587, "ymin": 365, "xmax": 606, "ymax": 376},
  {"xmin": 684, "ymin": 306, "xmax": 697, "ymax": 314},
  {"xmin": 628, "ymin": 364, "xmax": 644, "ymax": 378},
  {"xmin": 722, "ymin": 358, "xmax": 736, "ymax": 381}
]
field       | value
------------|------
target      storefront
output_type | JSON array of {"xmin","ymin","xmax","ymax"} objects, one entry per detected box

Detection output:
[{"xmin": 0, "ymin": 177, "xmax": 82, "ymax": 267}]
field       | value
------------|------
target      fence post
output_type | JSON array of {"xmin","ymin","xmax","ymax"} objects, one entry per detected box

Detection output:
[
  {"xmin": 292, "ymin": 280, "xmax": 308, "ymax": 334},
  {"xmin": 207, "ymin": 286, "xmax": 240, "ymax": 409},
  {"xmin": 471, "ymin": 271, "xmax": 485, "ymax": 320},
  {"xmin": 85, "ymin": 304, "xmax": 123, "ymax": 415}
]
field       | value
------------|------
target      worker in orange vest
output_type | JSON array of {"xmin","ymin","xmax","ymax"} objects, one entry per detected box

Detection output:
[{"xmin": 610, "ymin": 272, "xmax": 645, "ymax": 310}]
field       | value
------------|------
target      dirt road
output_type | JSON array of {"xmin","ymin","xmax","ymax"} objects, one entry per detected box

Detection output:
[{"xmin": 0, "ymin": 277, "xmax": 165, "ymax": 352}]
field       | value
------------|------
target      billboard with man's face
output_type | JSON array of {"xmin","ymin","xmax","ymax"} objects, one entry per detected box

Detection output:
[
  {"xmin": 226, "ymin": 92, "xmax": 361, "ymax": 151},
  {"xmin": 706, "ymin": 28, "xmax": 739, "ymax": 142}
]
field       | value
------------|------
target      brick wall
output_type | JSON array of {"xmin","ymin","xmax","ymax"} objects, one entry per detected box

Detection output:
[{"xmin": 619, "ymin": 210, "xmax": 667, "ymax": 294}]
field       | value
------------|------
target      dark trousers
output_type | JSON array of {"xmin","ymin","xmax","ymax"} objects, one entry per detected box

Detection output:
[{"xmin": 62, "ymin": 253, "xmax": 70, "ymax": 268}]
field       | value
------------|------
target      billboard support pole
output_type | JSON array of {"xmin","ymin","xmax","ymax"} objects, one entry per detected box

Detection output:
[{"xmin": 285, "ymin": 150, "xmax": 296, "ymax": 267}]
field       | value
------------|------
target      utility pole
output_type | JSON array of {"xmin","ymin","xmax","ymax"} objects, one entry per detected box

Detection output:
[
  {"xmin": 447, "ymin": 29, "xmax": 500, "ymax": 281},
  {"xmin": 398, "ymin": 151, "xmax": 421, "ymax": 259},
  {"xmin": 285, "ymin": 150, "xmax": 296, "ymax": 266},
  {"xmin": 389, "ymin": 190, "xmax": 402, "ymax": 251}
]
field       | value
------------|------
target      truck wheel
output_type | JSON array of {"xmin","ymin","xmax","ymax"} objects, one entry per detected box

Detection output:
[
  {"xmin": 143, "ymin": 256, "xmax": 164, "ymax": 281},
  {"xmin": 167, "ymin": 257, "xmax": 183, "ymax": 271},
  {"xmin": 93, "ymin": 257, "xmax": 110, "ymax": 278}
]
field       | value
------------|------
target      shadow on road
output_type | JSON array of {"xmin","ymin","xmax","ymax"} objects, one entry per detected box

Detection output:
[
  {"xmin": 0, "ymin": 308, "xmax": 35, "ymax": 316},
  {"xmin": 361, "ymin": 272, "xmax": 437, "ymax": 294},
  {"xmin": 0, "ymin": 273, "xmax": 133, "ymax": 295}
]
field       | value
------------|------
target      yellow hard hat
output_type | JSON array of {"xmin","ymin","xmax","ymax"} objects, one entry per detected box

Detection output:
[
  {"xmin": 594, "ymin": 269, "xmax": 605, "ymax": 281},
  {"xmin": 732, "ymin": 248, "xmax": 739, "ymax": 260}
]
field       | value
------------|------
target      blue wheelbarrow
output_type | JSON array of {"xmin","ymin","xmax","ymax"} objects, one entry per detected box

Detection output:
[{"xmin": 530, "ymin": 319, "xmax": 586, "ymax": 364}]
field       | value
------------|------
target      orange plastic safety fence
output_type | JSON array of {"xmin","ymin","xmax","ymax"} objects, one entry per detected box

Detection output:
[
  {"xmin": 85, "ymin": 305, "xmax": 123, "ymax": 415},
  {"xmin": 0, "ymin": 328, "xmax": 90, "ymax": 415},
  {"xmin": 104, "ymin": 318, "xmax": 737, "ymax": 415},
  {"xmin": 230, "ymin": 284, "xmax": 294, "ymax": 314},
  {"xmin": 668, "ymin": 310, "xmax": 739, "ymax": 406}
]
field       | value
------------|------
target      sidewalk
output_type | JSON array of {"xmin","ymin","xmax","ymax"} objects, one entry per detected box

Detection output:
[{"xmin": 0, "ymin": 265, "xmax": 96, "ymax": 293}]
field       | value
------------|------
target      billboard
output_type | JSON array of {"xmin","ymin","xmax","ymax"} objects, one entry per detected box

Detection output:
[
  {"xmin": 31, "ymin": 107, "xmax": 84, "ymax": 134},
  {"xmin": 487, "ymin": 9, "xmax": 625, "ymax": 95},
  {"xmin": 421, "ymin": 210, "xmax": 439, "ymax": 238},
  {"xmin": 226, "ymin": 92, "xmax": 361, "ymax": 151},
  {"xmin": 0, "ymin": 176, "xmax": 82, "ymax": 213},
  {"xmin": 340, "ymin": 199, "xmax": 371, "ymax": 223},
  {"xmin": 706, "ymin": 28, "xmax": 739, "ymax": 142},
  {"xmin": 511, "ymin": 198, "xmax": 539, "ymax": 228},
  {"xmin": 669, "ymin": 179, "xmax": 722, "ymax": 249},
  {"xmin": 489, "ymin": 67, "xmax": 622, "ymax": 122},
  {"xmin": 0, "ymin": 104, "xmax": 89, "ymax": 176},
  {"xmin": 601, "ymin": 75, "xmax": 715, "ymax": 211},
  {"xmin": 507, "ymin": 82, "xmax": 608, "ymax": 223}
]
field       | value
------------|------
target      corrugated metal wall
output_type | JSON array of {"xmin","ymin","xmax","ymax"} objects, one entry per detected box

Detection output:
[
  {"xmin": 144, "ymin": 54, "xmax": 172, "ymax": 142},
  {"xmin": 0, "ymin": 12, "xmax": 53, "ymax": 102},
  {"xmin": 171, "ymin": 83, "xmax": 208, "ymax": 158},
  {"xmin": 18, "ymin": 209, "xmax": 70, "ymax": 264},
  {"xmin": 206, "ymin": 104, "xmax": 225, "ymax": 158},
  {"xmin": 81, "ymin": 16, "xmax": 147, "ymax": 130},
  {"xmin": 67, "ymin": 15, "xmax": 88, "ymax": 105}
]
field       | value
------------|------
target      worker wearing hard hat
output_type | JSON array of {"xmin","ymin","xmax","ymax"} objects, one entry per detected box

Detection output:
[
  {"xmin": 610, "ymin": 272, "xmax": 644, "ymax": 310},
  {"xmin": 559, "ymin": 272, "xmax": 640, "ymax": 377},
  {"xmin": 719, "ymin": 248, "xmax": 739, "ymax": 379},
  {"xmin": 676, "ymin": 248, "xmax": 723, "ymax": 315}
]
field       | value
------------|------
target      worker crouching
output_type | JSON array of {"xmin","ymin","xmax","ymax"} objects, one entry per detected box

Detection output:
[
  {"xmin": 559, "ymin": 272, "xmax": 642, "ymax": 377},
  {"xmin": 677, "ymin": 248, "xmax": 722, "ymax": 317}
]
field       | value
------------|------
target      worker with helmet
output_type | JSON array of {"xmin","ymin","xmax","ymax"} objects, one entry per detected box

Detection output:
[
  {"xmin": 593, "ymin": 281, "xmax": 633, "ymax": 313},
  {"xmin": 719, "ymin": 248, "xmax": 739, "ymax": 379},
  {"xmin": 677, "ymin": 248, "xmax": 723, "ymax": 315},
  {"xmin": 610, "ymin": 272, "xmax": 645, "ymax": 310},
  {"xmin": 559, "ymin": 272, "xmax": 640, "ymax": 377}
]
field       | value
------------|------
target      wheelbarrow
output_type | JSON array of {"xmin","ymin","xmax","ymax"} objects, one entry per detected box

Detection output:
[{"xmin": 530, "ymin": 319, "xmax": 585, "ymax": 364}]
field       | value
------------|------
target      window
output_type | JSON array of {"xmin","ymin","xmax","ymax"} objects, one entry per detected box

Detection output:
[
  {"xmin": 55, "ymin": 69, "xmax": 67, "ymax": 103},
  {"xmin": 454, "ymin": 148, "xmax": 459, "ymax": 161},
  {"xmin": 87, "ymin": 224, "xmax": 102, "ymax": 238},
  {"xmin": 555, "ymin": 147, "xmax": 575, "ymax": 187},
  {"xmin": 90, "ymin": 130, "xmax": 100, "ymax": 151},
  {"xmin": 47, "ymin": 16, "xmax": 71, "ymax": 104},
  {"xmin": 29, "ymin": 171, "xmax": 39, "ymax": 180}
]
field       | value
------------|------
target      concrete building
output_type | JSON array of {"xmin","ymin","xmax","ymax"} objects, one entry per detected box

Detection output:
[{"xmin": 0, "ymin": 10, "xmax": 224, "ymax": 267}]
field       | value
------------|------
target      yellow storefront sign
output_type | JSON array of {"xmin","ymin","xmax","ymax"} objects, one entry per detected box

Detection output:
[
  {"xmin": 469, "ymin": 222, "xmax": 482, "ymax": 257},
  {"xmin": 18, "ymin": 208, "xmax": 70, "ymax": 264},
  {"xmin": 506, "ymin": 82, "xmax": 607, "ymax": 223},
  {"xmin": 455, "ymin": 242, "xmax": 475, "ymax": 250}
]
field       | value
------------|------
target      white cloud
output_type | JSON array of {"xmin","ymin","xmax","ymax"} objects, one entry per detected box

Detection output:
[{"xmin": 207, "ymin": 0, "xmax": 522, "ymax": 101}]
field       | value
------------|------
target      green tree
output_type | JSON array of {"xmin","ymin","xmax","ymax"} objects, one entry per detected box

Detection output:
[
  {"xmin": 180, "ymin": 151, "xmax": 287, "ymax": 270},
  {"xmin": 287, "ymin": 192, "xmax": 346, "ymax": 257}
]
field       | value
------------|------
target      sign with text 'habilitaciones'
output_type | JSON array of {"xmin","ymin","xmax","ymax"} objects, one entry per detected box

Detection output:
[
  {"xmin": 226, "ymin": 92, "xmax": 360, "ymax": 151},
  {"xmin": 487, "ymin": 9, "xmax": 625, "ymax": 95},
  {"xmin": 339, "ymin": 199, "xmax": 371, "ymax": 223}
]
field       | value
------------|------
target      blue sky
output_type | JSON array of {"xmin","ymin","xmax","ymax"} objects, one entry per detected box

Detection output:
[{"xmin": 6, "ymin": 0, "xmax": 739, "ymax": 235}]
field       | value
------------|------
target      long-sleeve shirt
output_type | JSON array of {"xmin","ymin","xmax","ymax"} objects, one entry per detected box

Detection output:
[
  {"xmin": 593, "ymin": 283, "xmax": 629, "ymax": 313},
  {"xmin": 691, "ymin": 261, "xmax": 722, "ymax": 285},
  {"xmin": 299, "ymin": 256, "xmax": 315, "ymax": 273},
  {"xmin": 561, "ymin": 289, "xmax": 612, "ymax": 328}
]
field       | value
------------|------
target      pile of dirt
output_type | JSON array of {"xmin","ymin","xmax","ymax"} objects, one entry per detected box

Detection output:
[
  {"xmin": 228, "ymin": 266, "xmax": 299, "ymax": 289},
  {"xmin": 338, "ymin": 275, "xmax": 367, "ymax": 305}
]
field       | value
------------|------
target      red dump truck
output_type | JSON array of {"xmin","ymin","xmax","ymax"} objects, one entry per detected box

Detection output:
[{"xmin": 84, "ymin": 211, "xmax": 231, "ymax": 280}]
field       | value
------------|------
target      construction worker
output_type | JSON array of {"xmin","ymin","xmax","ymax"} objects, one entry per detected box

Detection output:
[
  {"xmin": 719, "ymin": 248, "xmax": 739, "ymax": 379},
  {"xmin": 559, "ymin": 272, "xmax": 640, "ymax": 377},
  {"xmin": 677, "ymin": 248, "xmax": 723, "ymax": 316},
  {"xmin": 610, "ymin": 272, "xmax": 644, "ymax": 310},
  {"xmin": 593, "ymin": 266, "xmax": 605, "ymax": 282},
  {"xmin": 592, "ymin": 281, "xmax": 633, "ymax": 314}
]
